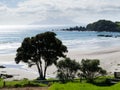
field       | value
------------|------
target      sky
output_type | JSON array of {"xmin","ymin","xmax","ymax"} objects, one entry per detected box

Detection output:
[{"xmin": 0, "ymin": 0, "xmax": 119, "ymax": 25}]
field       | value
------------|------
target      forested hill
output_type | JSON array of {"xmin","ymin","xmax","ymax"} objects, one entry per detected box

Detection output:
[{"xmin": 62, "ymin": 20, "xmax": 120, "ymax": 32}]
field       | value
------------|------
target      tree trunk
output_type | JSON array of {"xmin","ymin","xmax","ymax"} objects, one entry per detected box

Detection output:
[
  {"xmin": 39, "ymin": 62, "xmax": 44, "ymax": 80},
  {"xmin": 43, "ymin": 62, "xmax": 47, "ymax": 79},
  {"xmin": 36, "ymin": 62, "xmax": 41, "ymax": 79}
]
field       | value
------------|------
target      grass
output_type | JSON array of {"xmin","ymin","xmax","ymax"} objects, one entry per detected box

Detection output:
[
  {"xmin": 49, "ymin": 76, "xmax": 117, "ymax": 90},
  {"xmin": 49, "ymin": 82, "xmax": 120, "ymax": 90},
  {"xmin": 0, "ymin": 76, "xmax": 117, "ymax": 90},
  {"xmin": 0, "ymin": 79, "xmax": 47, "ymax": 88}
]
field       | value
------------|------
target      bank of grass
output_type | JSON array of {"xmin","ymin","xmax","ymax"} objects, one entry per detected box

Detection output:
[
  {"xmin": 0, "ymin": 76, "xmax": 116, "ymax": 89},
  {"xmin": 49, "ymin": 76, "xmax": 116, "ymax": 90},
  {"xmin": 49, "ymin": 82, "xmax": 120, "ymax": 90},
  {"xmin": 0, "ymin": 78, "xmax": 47, "ymax": 88}
]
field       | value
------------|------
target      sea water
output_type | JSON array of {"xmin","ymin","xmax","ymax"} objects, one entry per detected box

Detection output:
[{"xmin": 0, "ymin": 25, "xmax": 120, "ymax": 55}]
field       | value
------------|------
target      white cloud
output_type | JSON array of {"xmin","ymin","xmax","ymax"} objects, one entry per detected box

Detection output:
[{"xmin": 0, "ymin": 0, "xmax": 120, "ymax": 25}]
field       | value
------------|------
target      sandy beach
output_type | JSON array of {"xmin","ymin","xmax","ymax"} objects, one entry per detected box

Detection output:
[
  {"xmin": 68, "ymin": 46, "xmax": 120, "ymax": 74},
  {"xmin": 0, "ymin": 46, "xmax": 120, "ymax": 80}
]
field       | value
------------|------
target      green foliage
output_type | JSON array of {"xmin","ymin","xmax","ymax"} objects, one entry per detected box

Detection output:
[
  {"xmin": 15, "ymin": 31, "xmax": 67, "ymax": 80},
  {"xmin": 49, "ymin": 82, "xmax": 120, "ymax": 90},
  {"xmin": 86, "ymin": 20, "xmax": 120, "ymax": 32},
  {"xmin": 56, "ymin": 58, "xmax": 80, "ymax": 83},
  {"xmin": 93, "ymin": 76, "xmax": 113, "ymax": 86},
  {"xmin": 79, "ymin": 59, "xmax": 106, "ymax": 82}
]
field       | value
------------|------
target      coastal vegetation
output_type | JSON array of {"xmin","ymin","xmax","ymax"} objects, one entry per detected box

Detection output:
[
  {"xmin": 56, "ymin": 58, "xmax": 107, "ymax": 83},
  {"xmin": 56, "ymin": 58, "xmax": 80, "ymax": 83},
  {"xmin": 79, "ymin": 59, "xmax": 106, "ymax": 83},
  {"xmin": 15, "ymin": 31, "xmax": 67, "ymax": 80},
  {"xmin": 0, "ymin": 78, "xmax": 47, "ymax": 88},
  {"xmin": 61, "ymin": 20, "xmax": 120, "ymax": 32},
  {"xmin": 49, "ymin": 82, "xmax": 120, "ymax": 90}
]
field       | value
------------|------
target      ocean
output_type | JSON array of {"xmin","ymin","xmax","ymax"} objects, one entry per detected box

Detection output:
[{"xmin": 0, "ymin": 25, "xmax": 120, "ymax": 55}]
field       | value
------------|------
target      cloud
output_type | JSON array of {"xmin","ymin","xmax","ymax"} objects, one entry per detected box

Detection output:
[{"xmin": 0, "ymin": 0, "xmax": 120, "ymax": 25}]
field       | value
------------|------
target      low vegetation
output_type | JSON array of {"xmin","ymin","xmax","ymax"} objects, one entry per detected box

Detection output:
[
  {"xmin": 79, "ymin": 59, "xmax": 106, "ymax": 83},
  {"xmin": 0, "ymin": 79, "xmax": 47, "ymax": 88},
  {"xmin": 56, "ymin": 58, "xmax": 80, "ymax": 83},
  {"xmin": 49, "ymin": 82, "xmax": 120, "ymax": 90}
]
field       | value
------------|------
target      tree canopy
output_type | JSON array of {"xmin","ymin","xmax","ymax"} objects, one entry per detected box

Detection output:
[
  {"xmin": 15, "ymin": 31, "xmax": 68, "ymax": 80},
  {"xmin": 56, "ymin": 58, "xmax": 80, "ymax": 82},
  {"xmin": 79, "ymin": 59, "xmax": 106, "ymax": 82}
]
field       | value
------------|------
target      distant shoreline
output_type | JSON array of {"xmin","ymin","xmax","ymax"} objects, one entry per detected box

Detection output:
[{"xmin": 60, "ymin": 20, "xmax": 120, "ymax": 32}]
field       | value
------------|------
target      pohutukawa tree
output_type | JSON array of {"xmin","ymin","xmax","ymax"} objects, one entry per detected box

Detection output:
[{"xmin": 15, "ymin": 32, "xmax": 68, "ymax": 80}]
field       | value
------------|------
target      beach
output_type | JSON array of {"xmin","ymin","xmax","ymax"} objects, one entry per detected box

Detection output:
[
  {"xmin": 68, "ymin": 46, "xmax": 120, "ymax": 74},
  {"xmin": 0, "ymin": 45, "xmax": 120, "ymax": 80}
]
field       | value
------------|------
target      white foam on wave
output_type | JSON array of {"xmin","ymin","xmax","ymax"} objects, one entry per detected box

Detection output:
[
  {"xmin": 0, "ymin": 42, "xmax": 21, "ymax": 54},
  {"xmin": 0, "ymin": 42, "xmax": 20, "ymax": 50},
  {"xmin": 63, "ymin": 37, "xmax": 120, "ymax": 51}
]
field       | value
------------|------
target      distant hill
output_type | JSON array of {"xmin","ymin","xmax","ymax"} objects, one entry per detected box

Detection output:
[
  {"xmin": 86, "ymin": 20, "xmax": 120, "ymax": 32},
  {"xmin": 61, "ymin": 20, "xmax": 120, "ymax": 32}
]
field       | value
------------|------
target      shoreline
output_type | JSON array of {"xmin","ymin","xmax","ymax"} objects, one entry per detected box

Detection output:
[{"xmin": 0, "ymin": 46, "xmax": 120, "ymax": 80}]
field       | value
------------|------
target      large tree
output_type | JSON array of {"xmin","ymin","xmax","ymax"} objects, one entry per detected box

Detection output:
[
  {"xmin": 15, "ymin": 31, "xmax": 67, "ymax": 80},
  {"xmin": 57, "ymin": 58, "xmax": 80, "ymax": 82},
  {"xmin": 79, "ymin": 59, "xmax": 106, "ymax": 82}
]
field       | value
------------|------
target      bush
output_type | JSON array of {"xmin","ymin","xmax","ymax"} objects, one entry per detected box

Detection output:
[
  {"xmin": 56, "ymin": 58, "xmax": 80, "ymax": 83},
  {"xmin": 79, "ymin": 59, "xmax": 107, "ymax": 83},
  {"xmin": 14, "ymin": 84, "xmax": 22, "ymax": 88}
]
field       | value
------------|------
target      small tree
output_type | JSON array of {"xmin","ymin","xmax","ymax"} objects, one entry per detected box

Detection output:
[
  {"xmin": 56, "ymin": 58, "xmax": 80, "ymax": 83},
  {"xmin": 15, "ymin": 31, "xmax": 67, "ymax": 80},
  {"xmin": 79, "ymin": 59, "xmax": 106, "ymax": 82}
]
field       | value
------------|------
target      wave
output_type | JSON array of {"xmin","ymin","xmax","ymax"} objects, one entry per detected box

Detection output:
[
  {"xmin": 0, "ymin": 36, "xmax": 120, "ymax": 54},
  {"xmin": 63, "ymin": 37, "xmax": 120, "ymax": 50},
  {"xmin": 0, "ymin": 42, "xmax": 20, "ymax": 54}
]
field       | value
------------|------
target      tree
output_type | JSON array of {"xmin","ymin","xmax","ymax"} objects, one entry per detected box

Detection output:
[
  {"xmin": 79, "ymin": 59, "xmax": 106, "ymax": 82},
  {"xmin": 56, "ymin": 58, "xmax": 80, "ymax": 82},
  {"xmin": 15, "ymin": 31, "xmax": 68, "ymax": 80}
]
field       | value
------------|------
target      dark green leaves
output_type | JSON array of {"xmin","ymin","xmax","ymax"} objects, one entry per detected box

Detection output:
[{"xmin": 15, "ymin": 31, "xmax": 68, "ymax": 80}]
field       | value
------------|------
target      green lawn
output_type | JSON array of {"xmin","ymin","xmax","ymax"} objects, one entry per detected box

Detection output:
[
  {"xmin": 0, "ymin": 79, "xmax": 47, "ymax": 88},
  {"xmin": 49, "ymin": 82, "xmax": 120, "ymax": 90}
]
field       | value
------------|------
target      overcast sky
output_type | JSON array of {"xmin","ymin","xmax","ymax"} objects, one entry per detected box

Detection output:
[{"xmin": 0, "ymin": 0, "xmax": 119, "ymax": 25}]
